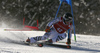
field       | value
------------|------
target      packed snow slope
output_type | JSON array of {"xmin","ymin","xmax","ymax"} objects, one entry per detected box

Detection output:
[{"xmin": 0, "ymin": 28, "xmax": 100, "ymax": 53}]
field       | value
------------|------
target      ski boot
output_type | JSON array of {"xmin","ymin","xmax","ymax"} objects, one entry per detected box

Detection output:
[
  {"xmin": 37, "ymin": 39, "xmax": 53, "ymax": 47},
  {"xmin": 45, "ymin": 39, "xmax": 53, "ymax": 44},
  {"xmin": 66, "ymin": 39, "xmax": 71, "ymax": 49},
  {"xmin": 26, "ymin": 37, "xmax": 30, "ymax": 43}
]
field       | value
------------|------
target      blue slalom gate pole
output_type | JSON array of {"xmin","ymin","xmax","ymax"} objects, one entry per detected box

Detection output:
[
  {"xmin": 70, "ymin": 0, "xmax": 76, "ymax": 42},
  {"xmin": 55, "ymin": 1, "xmax": 62, "ymax": 19},
  {"xmin": 57, "ymin": 0, "xmax": 76, "ymax": 42}
]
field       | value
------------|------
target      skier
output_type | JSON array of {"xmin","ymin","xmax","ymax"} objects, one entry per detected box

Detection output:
[{"xmin": 26, "ymin": 13, "xmax": 73, "ymax": 46}]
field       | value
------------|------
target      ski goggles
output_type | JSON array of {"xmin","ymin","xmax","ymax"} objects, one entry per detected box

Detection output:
[{"xmin": 63, "ymin": 17, "xmax": 72, "ymax": 22}]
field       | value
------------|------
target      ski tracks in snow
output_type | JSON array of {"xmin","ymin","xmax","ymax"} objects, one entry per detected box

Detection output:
[{"xmin": 0, "ymin": 31, "xmax": 100, "ymax": 53}]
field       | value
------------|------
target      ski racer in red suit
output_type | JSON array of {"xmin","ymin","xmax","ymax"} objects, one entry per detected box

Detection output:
[{"xmin": 26, "ymin": 13, "xmax": 73, "ymax": 45}]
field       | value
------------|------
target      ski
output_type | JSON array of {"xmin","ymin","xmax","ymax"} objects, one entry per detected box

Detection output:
[
  {"xmin": 47, "ymin": 44, "xmax": 71, "ymax": 49},
  {"xmin": 37, "ymin": 40, "xmax": 71, "ymax": 49},
  {"xmin": 22, "ymin": 41, "xmax": 71, "ymax": 49},
  {"xmin": 36, "ymin": 42, "xmax": 71, "ymax": 49},
  {"xmin": 22, "ymin": 41, "xmax": 44, "ymax": 47}
]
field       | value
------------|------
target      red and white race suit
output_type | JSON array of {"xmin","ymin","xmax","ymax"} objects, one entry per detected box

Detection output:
[{"xmin": 30, "ymin": 17, "xmax": 73, "ymax": 43}]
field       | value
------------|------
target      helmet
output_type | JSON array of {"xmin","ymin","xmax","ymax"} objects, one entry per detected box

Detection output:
[{"xmin": 63, "ymin": 13, "xmax": 72, "ymax": 22}]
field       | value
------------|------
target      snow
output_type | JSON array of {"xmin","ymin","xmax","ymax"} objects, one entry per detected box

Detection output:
[{"xmin": 0, "ymin": 29, "xmax": 100, "ymax": 53}]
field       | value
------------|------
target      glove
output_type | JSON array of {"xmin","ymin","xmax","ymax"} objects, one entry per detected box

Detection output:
[{"xmin": 45, "ymin": 26, "xmax": 50, "ymax": 32}]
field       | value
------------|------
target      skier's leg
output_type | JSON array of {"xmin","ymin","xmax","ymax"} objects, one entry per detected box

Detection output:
[
  {"xmin": 29, "ymin": 32, "xmax": 51, "ymax": 43},
  {"xmin": 55, "ymin": 33, "xmax": 67, "ymax": 42},
  {"xmin": 66, "ymin": 29, "xmax": 72, "ymax": 45},
  {"xmin": 47, "ymin": 33, "xmax": 67, "ymax": 43}
]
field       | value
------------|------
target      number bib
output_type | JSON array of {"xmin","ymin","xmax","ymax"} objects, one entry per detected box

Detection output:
[{"xmin": 54, "ymin": 21, "xmax": 72, "ymax": 34}]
